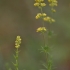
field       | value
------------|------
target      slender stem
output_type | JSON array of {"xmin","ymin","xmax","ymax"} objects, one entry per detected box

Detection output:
[
  {"xmin": 39, "ymin": 7, "xmax": 46, "ymax": 47},
  {"xmin": 40, "ymin": 7, "xmax": 44, "ymax": 27},
  {"xmin": 15, "ymin": 48, "xmax": 19, "ymax": 70},
  {"xmin": 42, "ymin": 32, "xmax": 46, "ymax": 47}
]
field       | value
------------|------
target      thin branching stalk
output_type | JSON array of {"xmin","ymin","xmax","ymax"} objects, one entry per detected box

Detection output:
[{"xmin": 34, "ymin": 0, "xmax": 58, "ymax": 70}]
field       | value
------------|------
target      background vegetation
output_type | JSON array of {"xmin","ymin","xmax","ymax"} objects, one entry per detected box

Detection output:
[{"xmin": 0, "ymin": 0, "xmax": 70, "ymax": 70}]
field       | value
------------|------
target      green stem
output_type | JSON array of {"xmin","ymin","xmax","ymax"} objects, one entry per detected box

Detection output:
[
  {"xmin": 39, "ymin": 7, "xmax": 46, "ymax": 47},
  {"xmin": 15, "ymin": 48, "xmax": 19, "ymax": 70},
  {"xmin": 40, "ymin": 6, "xmax": 52, "ymax": 70}
]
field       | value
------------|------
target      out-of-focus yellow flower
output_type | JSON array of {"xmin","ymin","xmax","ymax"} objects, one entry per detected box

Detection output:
[
  {"xmin": 51, "ymin": 9, "xmax": 56, "ymax": 12},
  {"xmin": 35, "ymin": 13, "xmax": 47, "ymax": 19},
  {"xmin": 48, "ymin": 0, "xmax": 58, "ymax": 3},
  {"xmin": 34, "ymin": 3, "xmax": 40, "ymax": 6},
  {"xmin": 43, "ymin": 17, "xmax": 55, "ymax": 23},
  {"xmin": 34, "ymin": 0, "xmax": 46, "ymax": 7},
  {"xmin": 35, "ymin": 0, "xmax": 44, "ymax": 2},
  {"xmin": 49, "ymin": 3, "xmax": 57, "ymax": 7},
  {"xmin": 48, "ymin": 0, "xmax": 58, "ymax": 7},
  {"xmin": 51, "ymin": 19, "xmax": 55, "ymax": 22},
  {"xmin": 15, "ymin": 36, "xmax": 21, "ymax": 49},
  {"xmin": 40, "ymin": 3, "xmax": 46, "ymax": 7},
  {"xmin": 48, "ymin": 0, "xmax": 57, "ymax": 13},
  {"xmin": 48, "ymin": 0, "xmax": 51, "ymax": 2},
  {"xmin": 36, "ymin": 27, "xmax": 47, "ymax": 32},
  {"xmin": 43, "ymin": 17, "xmax": 51, "ymax": 21},
  {"xmin": 42, "ymin": 13, "xmax": 47, "ymax": 17},
  {"xmin": 35, "ymin": 13, "xmax": 42, "ymax": 19}
]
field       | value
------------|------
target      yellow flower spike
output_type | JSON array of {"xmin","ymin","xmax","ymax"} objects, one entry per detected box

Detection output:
[
  {"xmin": 15, "ymin": 36, "xmax": 21, "ymax": 49},
  {"xmin": 36, "ymin": 27, "xmax": 47, "ymax": 32}
]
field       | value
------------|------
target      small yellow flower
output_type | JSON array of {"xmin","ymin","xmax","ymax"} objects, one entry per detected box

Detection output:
[
  {"xmin": 15, "ymin": 36, "xmax": 21, "ymax": 49},
  {"xmin": 35, "ymin": 13, "xmax": 47, "ymax": 19},
  {"xmin": 48, "ymin": 0, "xmax": 51, "ymax": 2},
  {"xmin": 55, "ymin": 3, "xmax": 57, "ymax": 6},
  {"xmin": 35, "ymin": 0, "xmax": 44, "ymax": 2},
  {"xmin": 40, "ymin": 3, "xmax": 46, "ymax": 7},
  {"xmin": 16, "ymin": 36, "xmax": 21, "ymax": 41},
  {"xmin": 35, "ymin": 13, "xmax": 42, "ymax": 19},
  {"xmin": 42, "ymin": 13, "xmax": 47, "ymax": 17},
  {"xmin": 34, "ymin": 3, "xmax": 40, "ymax": 6},
  {"xmin": 40, "ymin": 0, "xmax": 44, "ymax": 2},
  {"xmin": 51, "ymin": 9, "xmax": 56, "ymax": 12},
  {"xmin": 53, "ymin": 0, "xmax": 58, "ymax": 3},
  {"xmin": 48, "ymin": 0, "xmax": 57, "ymax": 3},
  {"xmin": 35, "ymin": 16, "xmax": 40, "ymax": 19},
  {"xmin": 36, "ymin": 27, "xmax": 47, "ymax": 32},
  {"xmin": 34, "ymin": 0, "xmax": 46, "ymax": 7},
  {"xmin": 51, "ymin": 19, "xmax": 55, "ymax": 22},
  {"xmin": 48, "ymin": 0, "xmax": 58, "ymax": 7},
  {"xmin": 43, "ymin": 17, "xmax": 51, "ymax": 21},
  {"xmin": 43, "ymin": 17, "xmax": 55, "ymax": 23}
]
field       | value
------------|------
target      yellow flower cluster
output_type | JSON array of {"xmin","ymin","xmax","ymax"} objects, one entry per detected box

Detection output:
[
  {"xmin": 34, "ymin": 0, "xmax": 46, "ymax": 7},
  {"xmin": 35, "ymin": 13, "xmax": 55, "ymax": 23},
  {"xmin": 48, "ymin": 0, "xmax": 58, "ymax": 7},
  {"xmin": 35, "ymin": 13, "xmax": 47, "ymax": 19},
  {"xmin": 43, "ymin": 17, "xmax": 55, "ymax": 23},
  {"xmin": 48, "ymin": 0, "xmax": 58, "ymax": 12},
  {"xmin": 36, "ymin": 27, "xmax": 47, "ymax": 32},
  {"xmin": 15, "ymin": 36, "xmax": 21, "ymax": 49}
]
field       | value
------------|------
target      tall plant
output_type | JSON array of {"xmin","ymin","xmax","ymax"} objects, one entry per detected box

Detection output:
[{"xmin": 34, "ymin": 0, "xmax": 58, "ymax": 70}]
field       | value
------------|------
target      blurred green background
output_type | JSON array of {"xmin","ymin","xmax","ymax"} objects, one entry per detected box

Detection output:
[{"xmin": 0, "ymin": 0, "xmax": 70, "ymax": 70}]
